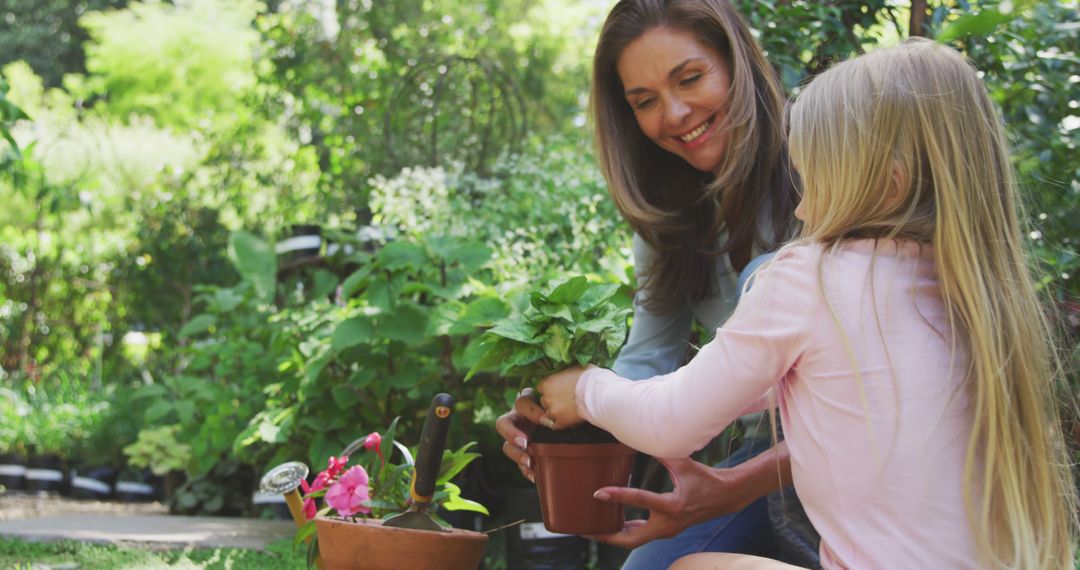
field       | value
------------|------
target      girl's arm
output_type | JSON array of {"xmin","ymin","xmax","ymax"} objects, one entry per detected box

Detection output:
[{"xmin": 541, "ymin": 247, "xmax": 818, "ymax": 458}]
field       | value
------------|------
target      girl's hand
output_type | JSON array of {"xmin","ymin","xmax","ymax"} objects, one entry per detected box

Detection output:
[{"xmin": 537, "ymin": 366, "xmax": 587, "ymax": 429}]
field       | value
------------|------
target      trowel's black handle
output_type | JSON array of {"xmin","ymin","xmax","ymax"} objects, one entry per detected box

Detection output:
[{"xmin": 411, "ymin": 393, "xmax": 454, "ymax": 505}]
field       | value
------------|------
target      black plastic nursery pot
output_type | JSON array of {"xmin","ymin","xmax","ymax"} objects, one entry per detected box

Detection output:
[
  {"xmin": 67, "ymin": 466, "xmax": 118, "ymax": 500},
  {"xmin": 114, "ymin": 470, "xmax": 162, "ymax": 503},
  {"xmin": 502, "ymin": 486, "xmax": 590, "ymax": 570},
  {"xmin": 0, "ymin": 453, "xmax": 27, "ymax": 492},
  {"xmin": 24, "ymin": 454, "xmax": 65, "ymax": 493},
  {"xmin": 277, "ymin": 224, "xmax": 323, "ymax": 262}
]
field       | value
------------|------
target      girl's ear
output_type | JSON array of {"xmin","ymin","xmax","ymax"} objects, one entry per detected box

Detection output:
[{"xmin": 885, "ymin": 160, "xmax": 909, "ymax": 211}]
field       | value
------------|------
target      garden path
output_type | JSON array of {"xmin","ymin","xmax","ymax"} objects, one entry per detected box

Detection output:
[{"xmin": 0, "ymin": 494, "xmax": 294, "ymax": 550}]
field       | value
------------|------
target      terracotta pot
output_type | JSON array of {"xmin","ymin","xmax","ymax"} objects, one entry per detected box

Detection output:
[
  {"xmin": 529, "ymin": 442, "xmax": 636, "ymax": 535},
  {"xmin": 314, "ymin": 517, "xmax": 488, "ymax": 570}
]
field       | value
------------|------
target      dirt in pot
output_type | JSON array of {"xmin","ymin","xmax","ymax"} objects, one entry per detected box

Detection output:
[{"xmin": 530, "ymin": 423, "xmax": 618, "ymax": 445}]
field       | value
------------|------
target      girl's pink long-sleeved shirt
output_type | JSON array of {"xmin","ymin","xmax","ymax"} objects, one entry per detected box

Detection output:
[{"xmin": 575, "ymin": 239, "xmax": 979, "ymax": 569}]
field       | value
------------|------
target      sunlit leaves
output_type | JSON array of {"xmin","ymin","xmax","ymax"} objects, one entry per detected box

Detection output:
[
  {"xmin": 227, "ymin": 231, "xmax": 278, "ymax": 304},
  {"xmin": 467, "ymin": 276, "xmax": 631, "ymax": 385}
]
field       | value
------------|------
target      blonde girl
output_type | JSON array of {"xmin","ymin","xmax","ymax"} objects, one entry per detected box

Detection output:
[{"xmin": 538, "ymin": 38, "xmax": 1078, "ymax": 569}]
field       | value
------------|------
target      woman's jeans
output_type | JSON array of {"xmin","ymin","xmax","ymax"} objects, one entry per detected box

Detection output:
[{"xmin": 619, "ymin": 436, "xmax": 776, "ymax": 570}]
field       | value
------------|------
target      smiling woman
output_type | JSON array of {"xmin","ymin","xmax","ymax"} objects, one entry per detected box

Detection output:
[
  {"xmin": 590, "ymin": 0, "xmax": 795, "ymax": 314},
  {"xmin": 617, "ymin": 27, "xmax": 733, "ymax": 173}
]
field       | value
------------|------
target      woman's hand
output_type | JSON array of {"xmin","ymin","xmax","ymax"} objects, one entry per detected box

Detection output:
[
  {"xmin": 588, "ymin": 442, "xmax": 793, "ymax": 549},
  {"xmin": 536, "ymin": 366, "xmax": 587, "ymax": 429},
  {"xmin": 494, "ymin": 388, "xmax": 548, "ymax": 483},
  {"xmin": 494, "ymin": 366, "xmax": 594, "ymax": 483}
]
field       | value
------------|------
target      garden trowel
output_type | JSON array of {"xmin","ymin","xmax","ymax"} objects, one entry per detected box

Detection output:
[{"xmin": 383, "ymin": 393, "xmax": 455, "ymax": 532}]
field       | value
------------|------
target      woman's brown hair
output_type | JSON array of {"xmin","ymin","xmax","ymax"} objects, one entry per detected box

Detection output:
[{"xmin": 591, "ymin": 0, "xmax": 796, "ymax": 313}]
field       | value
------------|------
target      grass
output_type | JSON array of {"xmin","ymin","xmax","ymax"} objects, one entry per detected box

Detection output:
[{"xmin": 0, "ymin": 537, "xmax": 307, "ymax": 569}]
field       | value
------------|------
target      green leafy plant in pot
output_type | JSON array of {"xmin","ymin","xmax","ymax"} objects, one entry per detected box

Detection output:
[{"xmin": 468, "ymin": 276, "xmax": 636, "ymax": 534}]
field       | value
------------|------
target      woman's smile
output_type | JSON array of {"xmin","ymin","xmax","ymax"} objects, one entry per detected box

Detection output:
[{"xmin": 674, "ymin": 114, "xmax": 720, "ymax": 149}]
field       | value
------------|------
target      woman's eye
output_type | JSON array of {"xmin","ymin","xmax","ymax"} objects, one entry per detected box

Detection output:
[
  {"xmin": 633, "ymin": 98, "xmax": 657, "ymax": 111},
  {"xmin": 680, "ymin": 74, "xmax": 702, "ymax": 87}
]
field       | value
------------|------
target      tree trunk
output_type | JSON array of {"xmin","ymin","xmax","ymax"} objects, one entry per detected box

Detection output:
[{"xmin": 910, "ymin": 0, "xmax": 929, "ymax": 37}]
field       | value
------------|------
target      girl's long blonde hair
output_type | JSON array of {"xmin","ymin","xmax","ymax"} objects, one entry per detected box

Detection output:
[{"xmin": 788, "ymin": 38, "xmax": 1077, "ymax": 568}]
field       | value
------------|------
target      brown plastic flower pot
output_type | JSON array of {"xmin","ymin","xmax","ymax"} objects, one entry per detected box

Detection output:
[
  {"xmin": 314, "ymin": 517, "xmax": 488, "ymax": 570},
  {"xmin": 529, "ymin": 441, "xmax": 636, "ymax": 535}
]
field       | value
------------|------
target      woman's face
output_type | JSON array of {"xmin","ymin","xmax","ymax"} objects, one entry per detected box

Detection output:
[{"xmin": 617, "ymin": 26, "xmax": 732, "ymax": 173}]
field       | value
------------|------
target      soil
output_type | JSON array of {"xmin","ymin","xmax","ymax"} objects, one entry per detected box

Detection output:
[
  {"xmin": 0, "ymin": 492, "xmax": 167, "ymax": 522},
  {"xmin": 529, "ymin": 422, "xmax": 618, "ymax": 445}
]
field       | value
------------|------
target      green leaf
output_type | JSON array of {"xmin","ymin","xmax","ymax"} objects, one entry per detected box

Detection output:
[
  {"xmin": 388, "ymin": 358, "xmax": 422, "ymax": 388},
  {"xmin": 547, "ymin": 276, "xmax": 590, "ymax": 304},
  {"xmin": 455, "ymin": 335, "xmax": 488, "ymax": 372},
  {"xmin": 346, "ymin": 368, "xmax": 377, "ymax": 390},
  {"xmin": 528, "ymin": 291, "xmax": 548, "ymax": 309},
  {"xmin": 576, "ymin": 283, "xmax": 622, "ymax": 312},
  {"xmin": 431, "ymin": 240, "xmax": 491, "ymax": 271},
  {"xmin": 538, "ymin": 303, "xmax": 574, "ymax": 322},
  {"xmin": 381, "ymin": 304, "xmax": 428, "ymax": 345},
  {"xmin": 132, "ymin": 384, "xmax": 169, "ymax": 401},
  {"xmin": 603, "ymin": 324, "xmax": 629, "ymax": 357},
  {"xmin": 304, "ymin": 350, "xmax": 333, "ymax": 386},
  {"xmin": 542, "ymin": 324, "xmax": 571, "ymax": 364},
  {"xmin": 293, "ymin": 520, "xmax": 317, "ymax": 548},
  {"xmin": 175, "ymin": 401, "xmax": 196, "ymax": 424},
  {"xmin": 439, "ymin": 482, "xmax": 489, "ymax": 515},
  {"xmin": 331, "ymin": 384, "xmax": 362, "ymax": 408},
  {"xmin": 228, "ymin": 231, "xmax": 277, "ymax": 304},
  {"xmin": 437, "ymin": 443, "xmax": 480, "ymax": 485},
  {"xmin": 178, "ymin": 314, "xmax": 216, "ymax": 338},
  {"xmin": 332, "ymin": 317, "xmax": 373, "ymax": 351},
  {"xmin": 401, "ymin": 282, "xmax": 432, "ymax": 297},
  {"xmin": 311, "ymin": 269, "xmax": 339, "ymax": 299},
  {"xmin": 340, "ymin": 266, "xmax": 373, "ymax": 298},
  {"xmin": 465, "ymin": 342, "xmax": 509, "ymax": 380},
  {"xmin": 936, "ymin": 7, "xmax": 1016, "ymax": 42},
  {"xmin": 506, "ymin": 346, "xmax": 546, "ymax": 369},
  {"xmin": 449, "ymin": 297, "xmax": 511, "ymax": 334},
  {"xmin": 377, "ymin": 241, "xmax": 427, "ymax": 270},
  {"xmin": 365, "ymin": 279, "xmax": 394, "ymax": 311},
  {"xmin": 487, "ymin": 319, "xmax": 537, "ymax": 344},
  {"xmin": 427, "ymin": 302, "xmax": 463, "ymax": 336},
  {"xmin": 145, "ymin": 400, "xmax": 173, "ymax": 423},
  {"xmin": 576, "ymin": 318, "xmax": 614, "ymax": 334},
  {"xmin": 213, "ymin": 287, "xmax": 245, "ymax": 312}
]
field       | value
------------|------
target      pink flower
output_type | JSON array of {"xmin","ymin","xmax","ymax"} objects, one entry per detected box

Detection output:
[
  {"xmin": 300, "ymin": 462, "xmax": 342, "ymax": 520},
  {"xmin": 302, "ymin": 496, "xmax": 317, "ymax": 519},
  {"xmin": 300, "ymin": 475, "xmax": 328, "ymax": 520},
  {"xmin": 363, "ymin": 432, "xmax": 382, "ymax": 454},
  {"xmin": 326, "ymin": 455, "xmax": 349, "ymax": 478},
  {"xmin": 325, "ymin": 466, "xmax": 371, "ymax": 517}
]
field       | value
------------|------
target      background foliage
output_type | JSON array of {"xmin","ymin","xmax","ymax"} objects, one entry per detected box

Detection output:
[{"xmin": 0, "ymin": 0, "xmax": 1075, "ymax": 523}]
